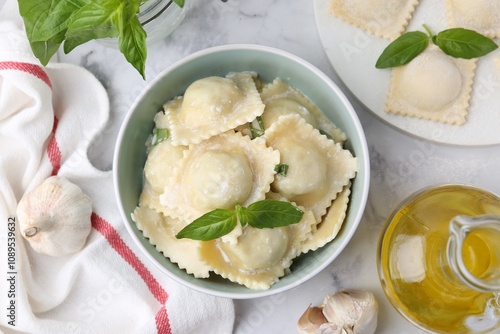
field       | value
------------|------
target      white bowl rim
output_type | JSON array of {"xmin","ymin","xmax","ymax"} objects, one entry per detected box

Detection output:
[{"xmin": 113, "ymin": 43, "xmax": 370, "ymax": 299}]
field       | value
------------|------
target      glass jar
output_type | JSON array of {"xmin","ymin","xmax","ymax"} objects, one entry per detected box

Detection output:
[
  {"xmin": 99, "ymin": 0, "xmax": 186, "ymax": 47},
  {"xmin": 138, "ymin": 0, "xmax": 186, "ymax": 44},
  {"xmin": 377, "ymin": 184, "xmax": 500, "ymax": 333}
]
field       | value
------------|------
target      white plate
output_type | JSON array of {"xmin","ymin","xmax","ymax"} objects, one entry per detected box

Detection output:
[{"xmin": 314, "ymin": 0, "xmax": 500, "ymax": 146}]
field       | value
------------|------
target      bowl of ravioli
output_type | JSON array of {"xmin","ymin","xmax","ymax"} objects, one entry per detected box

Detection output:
[{"xmin": 114, "ymin": 44, "xmax": 370, "ymax": 299}]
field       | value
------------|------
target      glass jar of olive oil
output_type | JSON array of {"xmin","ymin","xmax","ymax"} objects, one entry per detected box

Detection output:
[{"xmin": 378, "ymin": 184, "xmax": 500, "ymax": 334}]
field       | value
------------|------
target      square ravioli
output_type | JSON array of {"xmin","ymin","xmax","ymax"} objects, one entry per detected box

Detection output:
[
  {"xmin": 385, "ymin": 46, "xmax": 477, "ymax": 125},
  {"xmin": 445, "ymin": 0, "xmax": 500, "ymax": 38},
  {"xmin": 263, "ymin": 114, "xmax": 357, "ymax": 221},
  {"xmin": 329, "ymin": 0, "xmax": 420, "ymax": 40},
  {"xmin": 165, "ymin": 71, "xmax": 265, "ymax": 146}
]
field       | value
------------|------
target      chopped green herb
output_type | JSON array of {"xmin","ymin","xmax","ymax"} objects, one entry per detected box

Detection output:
[
  {"xmin": 274, "ymin": 163, "xmax": 289, "ymax": 177},
  {"xmin": 250, "ymin": 116, "xmax": 265, "ymax": 139},
  {"xmin": 151, "ymin": 128, "xmax": 169, "ymax": 146}
]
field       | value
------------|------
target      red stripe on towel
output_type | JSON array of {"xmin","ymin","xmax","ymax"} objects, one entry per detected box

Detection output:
[
  {"xmin": 47, "ymin": 116, "xmax": 61, "ymax": 176},
  {"xmin": 43, "ymin": 73, "xmax": 171, "ymax": 334},
  {"xmin": 91, "ymin": 213, "xmax": 172, "ymax": 333},
  {"xmin": 156, "ymin": 306, "xmax": 173, "ymax": 334},
  {"xmin": 0, "ymin": 61, "xmax": 52, "ymax": 88}
]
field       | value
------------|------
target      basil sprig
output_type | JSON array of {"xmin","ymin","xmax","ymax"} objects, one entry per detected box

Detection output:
[
  {"xmin": 175, "ymin": 200, "xmax": 304, "ymax": 241},
  {"xmin": 18, "ymin": 0, "xmax": 185, "ymax": 79},
  {"xmin": 376, "ymin": 25, "xmax": 498, "ymax": 69}
]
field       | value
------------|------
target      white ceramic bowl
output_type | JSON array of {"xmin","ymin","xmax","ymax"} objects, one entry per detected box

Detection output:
[{"xmin": 114, "ymin": 44, "xmax": 370, "ymax": 299}]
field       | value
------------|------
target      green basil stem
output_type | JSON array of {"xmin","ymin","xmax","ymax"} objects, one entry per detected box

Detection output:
[{"xmin": 422, "ymin": 24, "xmax": 434, "ymax": 38}]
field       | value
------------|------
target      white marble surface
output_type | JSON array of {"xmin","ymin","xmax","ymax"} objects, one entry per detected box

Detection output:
[{"xmin": 58, "ymin": 0, "xmax": 500, "ymax": 333}]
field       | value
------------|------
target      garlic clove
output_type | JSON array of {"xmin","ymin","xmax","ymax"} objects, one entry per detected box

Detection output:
[
  {"xmin": 351, "ymin": 291, "xmax": 378, "ymax": 334},
  {"xmin": 297, "ymin": 305, "xmax": 329, "ymax": 334},
  {"xmin": 317, "ymin": 322, "xmax": 348, "ymax": 334},
  {"xmin": 321, "ymin": 290, "xmax": 378, "ymax": 334},
  {"xmin": 16, "ymin": 176, "xmax": 92, "ymax": 257},
  {"xmin": 322, "ymin": 290, "xmax": 358, "ymax": 328}
]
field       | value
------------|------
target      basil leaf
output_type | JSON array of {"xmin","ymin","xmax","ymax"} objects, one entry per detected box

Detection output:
[
  {"xmin": 240, "ymin": 200, "xmax": 304, "ymax": 229},
  {"xmin": 375, "ymin": 31, "xmax": 429, "ymax": 69},
  {"xmin": 18, "ymin": 0, "xmax": 88, "ymax": 42},
  {"xmin": 29, "ymin": 31, "xmax": 66, "ymax": 66},
  {"xmin": 175, "ymin": 209, "xmax": 237, "ymax": 241},
  {"xmin": 433, "ymin": 28, "xmax": 498, "ymax": 59},
  {"xmin": 173, "ymin": 0, "xmax": 185, "ymax": 7},
  {"xmin": 115, "ymin": 5, "xmax": 147, "ymax": 79},
  {"xmin": 64, "ymin": 0, "xmax": 122, "ymax": 53}
]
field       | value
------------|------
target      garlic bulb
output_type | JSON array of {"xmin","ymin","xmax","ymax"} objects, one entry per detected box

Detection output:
[
  {"xmin": 297, "ymin": 290, "xmax": 378, "ymax": 334},
  {"xmin": 16, "ymin": 176, "xmax": 92, "ymax": 257}
]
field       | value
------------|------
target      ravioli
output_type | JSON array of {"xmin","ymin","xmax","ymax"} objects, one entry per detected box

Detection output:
[
  {"xmin": 301, "ymin": 184, "xmax": 351, "ymax": 254},
  {"xmin": 328, "ymin": 0, "xmax": 420, "ymax": 40},
  {"xmin": 445, "ymin": 0, "xmax": 500, "ymax": 38},
  {"xmin": 264, "ymin": 114, "xmax": 357, "ymax": 221},
  {"xmin": 159, "ymin": 130, "xmax": 279, "ymax": 222},
  {"xmin": 199, "ymin": 209, "xmax": 316, "ymax": 289},
  {"xmin": 166, "ymin": 71, "xmax": 265, "ymax": 145},
  {"xmin": 260, "ymin": 78, "xmax": 346, "ymax": 144},
  {"xmin": 144, "ymin": 140, "xmax": 187, "ymax": 194},
  {"xmin": 131, "ymin": 205, "xmax": 211, "ymax": 278},
  {"xmin": 385, "ymin": 46, "xmax": 476, "ymax": 125}
]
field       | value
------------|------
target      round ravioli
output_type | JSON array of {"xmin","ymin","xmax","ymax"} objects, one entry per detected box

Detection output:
[
  {"xmin": 131, "ymin": 204, "xmax": 211, "ymax": 278},
  {"xmin": 165, "ymin": 72, "xmax": 265, "ymax": 146},
  {"xmin": 199, "ymin": 207, "xmax": 316, "ymax": 290},
  {"xmin": 160, "ymin": 130, "xmax": 280, "ymax": 223},
  {"xmin": 260, "ymin": 78, "xmax": 346, "ymax": 144},
  {"xmin": 264, "ymin": 114, "xmax": 357, "ymax": 221},
  {"xmin": 385, "ymin": 46, "xmax": 476, "ymax": 125}
]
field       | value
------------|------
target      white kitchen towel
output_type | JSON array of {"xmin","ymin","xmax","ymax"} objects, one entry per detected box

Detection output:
[{"xmin": 0, "ymin": 1, "xmax": 235, "ymax": 333}]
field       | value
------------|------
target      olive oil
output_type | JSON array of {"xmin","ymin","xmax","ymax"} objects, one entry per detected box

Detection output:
[{"xmin": 378, "ymin": 185, "xmax": 500, "ymax": 333}]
